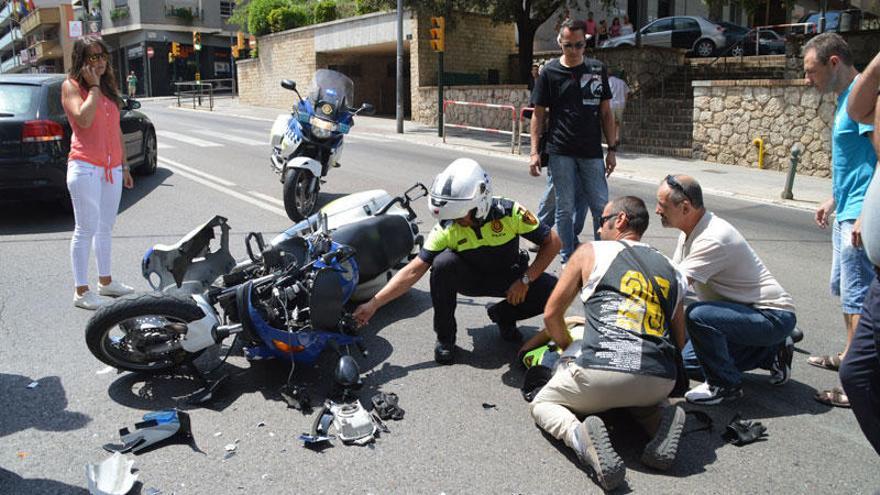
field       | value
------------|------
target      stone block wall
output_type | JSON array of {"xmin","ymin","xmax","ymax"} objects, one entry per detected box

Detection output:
[
  {"xmin": 415, "ymin": 85, "xmax": 530, "ymax": 130},
  {"xmin": 692, "ymin": 79, "xmax": 836, "ymax": 177},
  {"xmin": 577, "ymin": 45, "xmax": 686, "ymax": 95},
  {"xmin": 237, "ymin": 27, "xmax": 316, "ymax": 109}
]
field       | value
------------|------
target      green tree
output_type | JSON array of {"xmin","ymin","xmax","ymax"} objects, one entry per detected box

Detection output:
[
  {"xmin": 268, "ymin": 4, "xmax": 310, "ymax": 32},
  {"xmin": 314, "ymin": 0, "xmax": 339, "ymax": 23}
]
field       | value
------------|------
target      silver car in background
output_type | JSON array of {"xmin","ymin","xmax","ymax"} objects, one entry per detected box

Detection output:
[{"xmin": 601, "ymin": 16, "xmax": 727, "ymax": 57}]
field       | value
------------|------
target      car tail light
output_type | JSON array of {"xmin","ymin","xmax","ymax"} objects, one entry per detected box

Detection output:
[{"xmin": 22, "ymin": 120, "xmax": 64, "ymax": 143}]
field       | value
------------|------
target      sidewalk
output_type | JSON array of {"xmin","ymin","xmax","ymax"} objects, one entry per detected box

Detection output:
[{"xmin": 176, "ymin": 97, "xmax": 830, "ymax": 212}]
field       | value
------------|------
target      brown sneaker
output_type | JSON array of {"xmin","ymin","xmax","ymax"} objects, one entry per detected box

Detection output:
[{"xmin": 572, "ymin": 416, "xmax": 625, "ymax": 491}]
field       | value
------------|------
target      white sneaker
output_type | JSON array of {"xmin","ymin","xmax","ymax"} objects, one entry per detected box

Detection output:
[
  {"xmin": 97, "ymin": 280, "xmax": 134, "ymax": 297},
  {"xmin": 73, "ymin": 291, "xmax": 113, "ymax": 310},
  {"xmin": 685, "ymin": 381, "xmax": 743, "ymax": 405}
]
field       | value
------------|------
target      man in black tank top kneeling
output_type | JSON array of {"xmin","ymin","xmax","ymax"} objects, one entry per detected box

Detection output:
[{"xmin": 529, "ymin": 196, "xmax": 689, "ymax": 491}]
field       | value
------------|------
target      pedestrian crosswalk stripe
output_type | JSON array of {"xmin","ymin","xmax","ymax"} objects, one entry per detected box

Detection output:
[
  {"xmin": 193, "ymin": 129, "xmax": 266, "ymax": 146},
  {"xmin": 156, "ymin": 130, "xmax": 222, "ymax": 147}
]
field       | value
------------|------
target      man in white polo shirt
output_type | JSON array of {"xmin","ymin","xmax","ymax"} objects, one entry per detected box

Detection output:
[{"xmin": 656, "ymin": 175, "xmax": 797, "ymax": 405}]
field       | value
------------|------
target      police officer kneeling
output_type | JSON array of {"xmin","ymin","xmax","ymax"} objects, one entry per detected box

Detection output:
[{"xmin": 353, "ymin": 158, "xmax": 561, "ymax": 364}]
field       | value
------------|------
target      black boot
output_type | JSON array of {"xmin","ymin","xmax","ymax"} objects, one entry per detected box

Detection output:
[
  {"xmin": 434, "ymin": 341, "xmax": 455, "ymax": 365},
  {"xmin": 487, "ymin": 303, "xmax": 521, "ymax": 342}
]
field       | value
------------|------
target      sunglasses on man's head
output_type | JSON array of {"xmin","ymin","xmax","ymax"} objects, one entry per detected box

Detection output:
[
  {"xmin": 665, "ymin": 174, "xmax": 692, "ymax": 203},
  {"xmin": 562, "ymin": 41, "xmax": 586, "ymax": 49},
  {"xmin": 87, "ymin": 53, "xmax": 108, "ymax": 63}
]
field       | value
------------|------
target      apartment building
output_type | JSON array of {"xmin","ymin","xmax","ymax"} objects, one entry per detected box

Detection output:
[{"xmin": 97, "ymin": 0, "xmax": 242, "ymax": 96}]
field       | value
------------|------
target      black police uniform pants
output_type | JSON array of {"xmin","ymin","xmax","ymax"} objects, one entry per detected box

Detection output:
[
  {"xmin": 429, "ymin": 250, "xmax": 557, "ymax": 344},
  {"xmin": 840, "ymin": 274, "xmax": 880, "ymax": 456}
]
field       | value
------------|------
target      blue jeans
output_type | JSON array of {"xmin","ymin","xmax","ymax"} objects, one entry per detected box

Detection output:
[
  {"xmin": 681, "ymin": 301, "xmax": 797, "ymax": 388},
  {"xmin": 536, "ymin": 169, "xmax": 587, "ymax": 233},
  {"xmin": 548, "ymin": 154, "xmax": 608, "ymax": 262},
  {"xmin": 840, "ymin": 274, "xmax": 880, "ymax": 455},
  {"xmin": 831, "ymin": 219, "xmax": 874, "ymax": 314}
]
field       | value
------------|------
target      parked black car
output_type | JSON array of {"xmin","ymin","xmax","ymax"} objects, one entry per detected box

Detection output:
[
  {"xmin": 0, "ymin": 74, "xmax": 157, "ymax": 206},
  {"xmin": 730, "ymin": 29, "xmax": 787, "ymax": 56}
]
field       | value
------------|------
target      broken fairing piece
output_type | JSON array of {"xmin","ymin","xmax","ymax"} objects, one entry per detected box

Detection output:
[
  {"xmin": 85, "ymin": 452, "xmax": 138, "ymax": 495},
  {"xmin": 330, "ymin": 400, "xmax": 377, "ymax": 445},
  {"xmin": 103, "ymin": 410, "xmax": 192, "ymax": 454}
]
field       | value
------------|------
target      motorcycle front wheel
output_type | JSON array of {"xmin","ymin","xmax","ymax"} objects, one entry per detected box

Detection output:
[
  {"xmin": 283, "ymin": 168, "xmax": 318, "ymax": 222},
  {"xmin": 85, "ymin": 293, "xmax": 206, "ymax": 373}
]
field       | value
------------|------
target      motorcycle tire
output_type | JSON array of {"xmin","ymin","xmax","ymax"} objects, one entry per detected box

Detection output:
[
  {"xmin": 85, "ymin": 292, "xmax": 206, "ymax": 373},
  {"xmin": 283, "ymin": 168, "xmax": 319, "ymax": 222}
]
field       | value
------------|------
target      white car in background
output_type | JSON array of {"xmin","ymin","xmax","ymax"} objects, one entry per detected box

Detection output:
[{"xmin": 601, "ymin": 16, "xmax": 727, "ymax": 57}]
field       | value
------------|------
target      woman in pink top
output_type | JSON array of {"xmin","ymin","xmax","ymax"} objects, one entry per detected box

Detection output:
[{"xmin": 61, "ymin": 36, "xmax": 134, "ymax": 310}]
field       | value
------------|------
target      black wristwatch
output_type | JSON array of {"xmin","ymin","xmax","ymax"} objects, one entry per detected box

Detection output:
[{"xmin": 607, "ymin": 143, "xmax": 618, "ymax": 152}]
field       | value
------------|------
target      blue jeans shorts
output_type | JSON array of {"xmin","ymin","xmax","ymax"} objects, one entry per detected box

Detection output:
[{"xmin": 831, "ymin": 219, "xmax": 874, "ymax": 314}]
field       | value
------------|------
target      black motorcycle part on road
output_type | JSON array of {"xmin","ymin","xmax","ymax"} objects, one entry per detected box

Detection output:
[
  {"xmin": 331, "ymin": 215, "xmax": 415, "ymax": 281},
  {"xmin": 85, "ymin": 292, "xmax": 206, "ymax": 373}
]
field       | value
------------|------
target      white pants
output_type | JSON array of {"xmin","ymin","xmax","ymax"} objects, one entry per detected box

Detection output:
[{"xmin": 66, "ymin": 160, "xmax": 122, "ymax": 287}]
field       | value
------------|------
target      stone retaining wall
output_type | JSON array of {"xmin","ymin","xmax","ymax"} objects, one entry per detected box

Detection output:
[
  {"xmin": 692, "ymin": 79, "xmax": 836, "ymax": 177},
  {"xmin": 416, "ymin": 85, "xmax": 530, "ymax": 130}
]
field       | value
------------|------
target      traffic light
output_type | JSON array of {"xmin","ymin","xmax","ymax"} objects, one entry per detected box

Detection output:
[
  {"xmin": 192, "ymin": 31, "xmax": 202, "ymax": 51},
  {"xmin": 168, "ymin": 52, "xmax": 173, "ymax": 63},
  {"xmin": 171, "ymin": 41, "xmax": 180, "ymax": 58},
  {"xmin": 429, "ymin": 16, "xmax": 445, "ymax": 52},
  {"xmin": 236, "ymin": 31, "xmax": 245, "ymax": 49},
  {"xmin": 232, "ymin": 46, "xmax": 240, "ymax": 59}
]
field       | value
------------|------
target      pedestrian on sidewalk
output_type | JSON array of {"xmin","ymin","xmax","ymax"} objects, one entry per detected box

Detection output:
[
  {"xmin": 61, "ymin": 36, "xmax": 135, "ymax": 310},
  {"xmin": 126, "ymin": 71, "xmax": 137, "ymax": 98},
  {"xmin": 530, "ymin": 196, "xmax": 689, "ymax": 490},
  {"xmin": 608, "ymin": 70, "xmax": 629, "ymax": 145},
  {"xmin": 529, "ymin": 18, "xmax": 617, "ymax": 264},
  {"xmin": 584, "ymin": 12, "xmax": 597, "ymax": 47},
  {"xmin": 803, "ymin": 33, "xmax": 877, "ymax": 409},
  {"xmin": 840, "ymin": 48, "xmax": 880, "ymax": 454},
  {"xmin": 656, "ymin": 175, "xmax": 797, "ymax": 405},
  {"xmin": 620, "ymin": 15, "xmax": 634, "ymax": 36}
]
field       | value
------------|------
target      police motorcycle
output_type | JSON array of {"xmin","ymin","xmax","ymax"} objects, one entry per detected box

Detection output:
[
  {"xmin": 269, "ymin": 69, "xmax": 375, "ymax": 222},
  {"xmin": 84, "ymin": 183, "xmax": 427, "ymax": 403}
]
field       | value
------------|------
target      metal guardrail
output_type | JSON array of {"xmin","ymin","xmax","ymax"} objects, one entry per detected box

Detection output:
[
  {"xmin": 441, "ymin": 100, "xmax": 517, "ymax": 154},
  {"xmin": 173, "ymin": 78, "xmax": 236, "ymax": 111}
]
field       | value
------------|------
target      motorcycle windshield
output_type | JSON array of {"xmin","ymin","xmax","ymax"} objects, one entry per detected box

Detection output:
[{"xmin": 307, "ymin": 69, "xmax": 354, "ymax": 121}]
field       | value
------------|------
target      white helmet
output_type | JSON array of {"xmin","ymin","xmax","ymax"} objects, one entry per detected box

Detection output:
[{"xmin": 428, "ymin": 158, "xmax": 492, "ymax": 221}]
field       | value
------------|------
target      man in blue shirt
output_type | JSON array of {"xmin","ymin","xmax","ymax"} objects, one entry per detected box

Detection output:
[{"xmin": 804, "ymin": 33, "xmax": 876, "ymax": 408}]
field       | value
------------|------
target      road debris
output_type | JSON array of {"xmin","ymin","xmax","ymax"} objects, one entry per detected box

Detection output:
[{"xmin": 85, "ymin": 452, "xmax": 138, "ymax": 495}]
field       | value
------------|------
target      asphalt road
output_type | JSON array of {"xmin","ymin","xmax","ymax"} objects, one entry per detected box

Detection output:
[{"xmin": 0, "ymin": 99, "xmax": 877, "ymax": 494}]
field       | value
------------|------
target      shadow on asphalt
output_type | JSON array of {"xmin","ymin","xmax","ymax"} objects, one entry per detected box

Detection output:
[
  {"xmin": 0, "ymin": 468, "xmax": 88, "ymax": 494},
  {"xmin": 0, "ymin": 373, "xmax": 92, "ymax": 438},
  {"xmin": 0, "ymin": 167, "xmax": 171, "ymax": 236}
]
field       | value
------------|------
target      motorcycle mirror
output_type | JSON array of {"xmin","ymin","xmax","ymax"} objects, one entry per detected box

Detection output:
[
  {"xmin": 280, "ymin": 80, "xmax": 297, "ymax": 91},
  {"xmin": 404, "ymin": 183, "xmax": 428, "ymax": 203},
  {"xmin": 357, "ymin": 103, "xmax": 375, "ymax": 116}
]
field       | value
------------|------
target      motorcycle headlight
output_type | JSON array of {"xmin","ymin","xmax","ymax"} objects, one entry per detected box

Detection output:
[{"xmin": 309, "ymin": 116, "xmax": 337, "ymax": 139}]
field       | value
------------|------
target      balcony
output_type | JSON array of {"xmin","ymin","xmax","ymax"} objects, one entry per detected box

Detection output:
[
  {"xmin": 1, "ymin": 54, "xmax": 20, "ymax": 73},
  {"xmin": 0, "ymin": 3, "xmax": 12, "ymax": 25},
  {"xmin": 20, "ymin": 8, "xmax": 61, "ymax": 36},
  {"xmin": 28, "ymin": 39, "xmax": 60, "ymax": 64},
  {"xmin": 0, "ymin": 27, "xmax": 20, "ymax": 53}
]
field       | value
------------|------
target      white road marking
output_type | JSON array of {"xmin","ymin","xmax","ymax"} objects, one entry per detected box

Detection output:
[
  {"xmin": 249, "ymin": 190, "xmax": 285, "ymax": 207},
  {"xmin": 156, "ymin": 130, "xmax": 222, "ymax": 147},
  {"xmin": 348, "ymin": 133, "xmax": 391, "ymax": 143},
  {"xmin": 157, "ymin": 142, "xmax": 174, "ymax": 149},
  {"xmin": 192, "ymin": 129, "xmax": 267, "ymax": 146},
  {"xmin": 158, "ymin": 157, "xmax": 236, "ymax": 187},
  {"xmin": 158, "ymin": 158, "xmax": 287, "ymax": 218}
]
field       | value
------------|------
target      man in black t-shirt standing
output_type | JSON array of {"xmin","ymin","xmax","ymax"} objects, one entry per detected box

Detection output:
[
  {"xmin": 529, "ymin": 196, "xmax": 688, "ymax": 491},
  {"xmin": 529, "ymin": 18, "xmax": 617, "ymax": 264}
]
